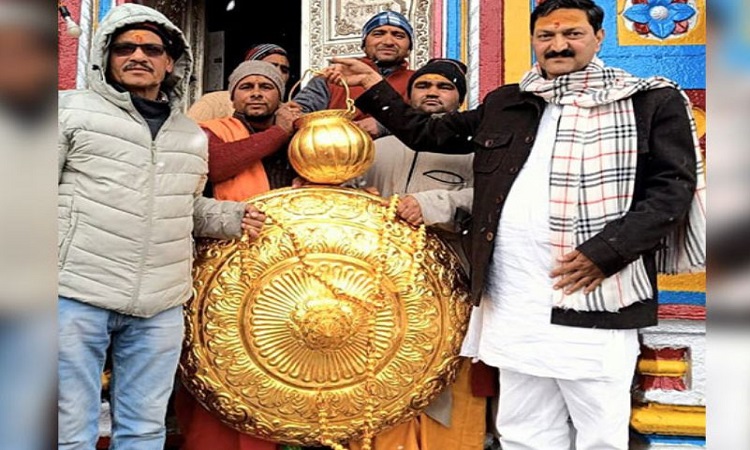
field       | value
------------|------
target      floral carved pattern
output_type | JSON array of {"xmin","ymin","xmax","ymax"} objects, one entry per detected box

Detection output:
[
  {"xmin": 182, "ymin": 187, "xmax": 470, "ymax": 446},
  {"xmin": 309, "ymin": 0, "xmax": 432, "ymax": 69},
  {"xmin": 623, "ymin": 0, "xmax": 698, "ymax": 39}
]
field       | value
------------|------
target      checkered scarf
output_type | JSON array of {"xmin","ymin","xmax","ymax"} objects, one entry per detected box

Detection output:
[{"xmin": 519, "ymin": 57, "xmax": 706, "ymax": 312}]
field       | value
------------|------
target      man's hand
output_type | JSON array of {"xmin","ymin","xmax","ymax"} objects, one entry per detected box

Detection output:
[
  {"xmin": 354, "ymin": 118, "xmax": 380, "ymax": 138},
  {"xmin": 550, "ymin": 250, "xmax": 605, "ymax": 295},
  {"xmin": 323, "ymin": 58, "xmax": 383, "ymax": 89},
  {"xmin": 275, "ymin": 102, "xmax": 303, "ymax": 133},
  {"xmin": 291, "ymin": 177, "xmax": 314, "ymax": 188},
  {"xmin": 362, "ymin": 185, "xmax": 381, "ymax": 196},
  {"xmin": 241, "ymin": 203, "xmax": 266, "ymax": 241},
  {"xmin": 397, "ymin": 195, "xmax": 424, "ymax": 226}
]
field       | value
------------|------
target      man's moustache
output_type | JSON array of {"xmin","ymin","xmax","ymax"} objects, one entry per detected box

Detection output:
[
  {"xmin": 124, "ymin": 63, "xmax": 153, "ymax": 72},
  {"xmin": 545, "ymin": 49, "xmax": 575, "ymax": 59}
]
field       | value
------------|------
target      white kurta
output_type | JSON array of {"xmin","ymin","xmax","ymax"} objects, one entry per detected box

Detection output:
[{"xmin": 461, "ymin": 104, "xmax": 639, "ymax": 381}]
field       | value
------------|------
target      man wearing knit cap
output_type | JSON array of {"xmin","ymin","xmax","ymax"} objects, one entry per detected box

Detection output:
[
  {"xmin": 187, "ymin": 43, "xmax": 292, "ymax": 122},
  {"xmin": 369, "ymin": 58, "xmax": 472, "ymax": 230},
  {"xmin": 175, "ymin": 60, "xmax": 300, "ymax": 450},
  {"xmin": 244, "ymin": 43, "xmax": 291, "ymax": 79},
  {"xmin": 349, "ymin": 58, "xmax": 486, "ymax": 450},
  {"xmin": 291, "ymin": 10, "xmax": 414, "ymax": 138}
]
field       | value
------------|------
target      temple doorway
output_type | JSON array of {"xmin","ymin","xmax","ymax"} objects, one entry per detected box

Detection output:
[{"xmin": 202, "ymin": 0, "xmax": 302, "ymax": 94}]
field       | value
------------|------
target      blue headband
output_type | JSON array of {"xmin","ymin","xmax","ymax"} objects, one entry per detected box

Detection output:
[{"xmin": 361, "ymin": 11, "xmax": 414, "ymax": 50}]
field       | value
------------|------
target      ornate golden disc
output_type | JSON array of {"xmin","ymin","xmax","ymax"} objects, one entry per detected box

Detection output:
[{"xmin": 181, "ymin": 186, "xmax": 471, "ymax": 446}]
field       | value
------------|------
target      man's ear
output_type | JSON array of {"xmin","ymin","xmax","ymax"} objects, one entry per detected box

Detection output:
[
  {"xmin": 166, "ymin": 55, "xmax": 175, "ymax": 73},
  {"xmin": 595, "ymin": 29, "xmax": 605, "ymax": 51}
]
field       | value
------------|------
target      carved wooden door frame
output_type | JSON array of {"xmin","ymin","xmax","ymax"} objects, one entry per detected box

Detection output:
[{"xmin": 301, "ymin": 0, "xmax": 432, "ymax": 72}]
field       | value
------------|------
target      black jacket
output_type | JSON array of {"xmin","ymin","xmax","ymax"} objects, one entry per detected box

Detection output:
[{"xmin": 356, "ymin": 80, "xmax": 697, "ymax": 329}]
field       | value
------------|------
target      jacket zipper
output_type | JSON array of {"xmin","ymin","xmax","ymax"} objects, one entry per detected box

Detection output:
[
  {"xmin": 129, "ymin": 113, "xmax": 174, "ymax": 312},
  {"xmin": 404, "ymin": 152, "xmax": 419, "ymax": 193}
]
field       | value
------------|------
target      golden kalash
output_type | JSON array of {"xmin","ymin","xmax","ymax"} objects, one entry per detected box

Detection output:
[{"xmin": 180, "ymin": 73, "xmax": 472, "ymax": 449}]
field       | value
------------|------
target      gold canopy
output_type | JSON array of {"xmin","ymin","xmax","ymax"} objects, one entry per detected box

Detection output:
[{"xmin": 181, "ymin": 186, "xmax": 472, "ymax": 447}]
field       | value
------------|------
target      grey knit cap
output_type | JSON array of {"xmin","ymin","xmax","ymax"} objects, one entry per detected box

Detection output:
[{"xmin": 228, "ymin": 60, "xmax": 285, "ymax": 100}]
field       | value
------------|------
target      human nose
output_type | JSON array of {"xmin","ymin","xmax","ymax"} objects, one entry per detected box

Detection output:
[
  {"xmin": 380, "ymin": 33, "xmax": 395, "ymax": 46},
  {"xmin": 128, "ymin": 46, "xmax": 149, "ymax": 61},
  {"xmin": 550, "ymin": 34, "xmax": 568, "ymax": 51},
  {"xmin": 425, "ymin": 86, "xmax": 441, "ymax": 96}
]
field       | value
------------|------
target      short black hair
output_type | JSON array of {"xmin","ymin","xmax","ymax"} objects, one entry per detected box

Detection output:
[{"xmin": 530, "ymin": 0, "xmax": 605, "ymax": 34}]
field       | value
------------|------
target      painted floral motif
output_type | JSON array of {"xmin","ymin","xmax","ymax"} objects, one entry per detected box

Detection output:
[{"xmin": 623, "ymin": 0, "xmax": 697, "ymax": 39}]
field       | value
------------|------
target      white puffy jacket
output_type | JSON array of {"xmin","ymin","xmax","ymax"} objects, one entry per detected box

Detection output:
[{"xmin": 58, "ymin": 4, "xmax": 246, "ymax": 317}]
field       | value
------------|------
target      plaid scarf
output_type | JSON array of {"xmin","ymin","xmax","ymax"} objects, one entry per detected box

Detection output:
[{"xmin": 519, "ymin": 57, "xmax": 706, "ymax": 312}]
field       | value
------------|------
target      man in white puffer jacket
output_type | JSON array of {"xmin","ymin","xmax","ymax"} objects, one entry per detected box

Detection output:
[{"xmin": 57, "ymin": 4, "xmax": 265, "ymax": 449}]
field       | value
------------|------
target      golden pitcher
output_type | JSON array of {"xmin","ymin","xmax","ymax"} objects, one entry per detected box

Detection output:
[{"xmin": 287, "ymin": 70, "xmax": 375, "ymax": 184}]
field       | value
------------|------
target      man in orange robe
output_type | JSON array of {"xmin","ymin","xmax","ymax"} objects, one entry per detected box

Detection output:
[{"xmin": 175, "ymin": 60, "xmax": 301, "ymax": 450}]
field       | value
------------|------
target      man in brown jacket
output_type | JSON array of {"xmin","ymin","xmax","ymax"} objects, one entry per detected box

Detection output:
[{"xmin": 321, "ymin": 0, "xmax": 706, "ymax": 448}]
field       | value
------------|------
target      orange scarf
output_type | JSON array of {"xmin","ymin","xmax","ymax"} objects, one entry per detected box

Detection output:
[{"xmin": 200, "ymin": 117, "xmax": 270, "ymax": 201}]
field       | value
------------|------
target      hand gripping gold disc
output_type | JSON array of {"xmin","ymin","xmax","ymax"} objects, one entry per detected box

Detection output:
[{"xmin": 181, "ymin": 186, "xmax": 471, "ymax": 447}]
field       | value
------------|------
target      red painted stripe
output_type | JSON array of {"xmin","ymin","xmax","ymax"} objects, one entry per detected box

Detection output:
[
  {"xmin": 58, "ymin": 0, "xmax": 82, "ymax": 90},
  {"xmin": 640, "ymin": 375, "xmax": 687, "ymax": 391},
  {"xmin": 658, "ymin": 304, "xmax": 706, "ymax": 320},
  {"xmin": 432, "ymin": 0, "xmax": 443, "ymax": 57},
  {"xmin": 479, "ymin": 0, "xmax": 503, "ymax": 99},
  {"xmin": 641, "ymin": 347, "xmax": 687, "ymax": 360}
]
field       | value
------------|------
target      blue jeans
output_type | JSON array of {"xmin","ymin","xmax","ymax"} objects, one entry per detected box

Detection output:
[
  {"xmin": 0, "ymin": 314, "xmax": 56, "ymax": 450},
  {"xmin": 58, "ymin": 297, "xmax": 184, "ymax": 450}
]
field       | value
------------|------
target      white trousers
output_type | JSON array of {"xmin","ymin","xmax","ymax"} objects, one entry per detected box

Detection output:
[{"xmin": 496, "ymin": 368, "xmax": 636, "ymax": 450}]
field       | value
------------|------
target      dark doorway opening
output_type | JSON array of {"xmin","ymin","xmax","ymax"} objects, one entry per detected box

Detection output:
[{"xmin": 204, "ymin": 0, "xmax": 302, "ymax": 95}]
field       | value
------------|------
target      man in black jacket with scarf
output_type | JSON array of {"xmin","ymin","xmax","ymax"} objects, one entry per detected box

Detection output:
[{"xmin": 318, "ymin": 0, "xmax": 706, "ymax": 448}]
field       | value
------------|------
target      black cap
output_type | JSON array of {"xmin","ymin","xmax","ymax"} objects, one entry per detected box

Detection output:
[{"xmin": 407, "ymin": 58, "xmax": 468, "ymax": 103}]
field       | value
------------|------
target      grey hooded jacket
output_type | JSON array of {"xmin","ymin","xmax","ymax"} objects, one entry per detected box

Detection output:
[{"xmin": 58, "ymin": 4, "xmax": 247, "ymax": 317}]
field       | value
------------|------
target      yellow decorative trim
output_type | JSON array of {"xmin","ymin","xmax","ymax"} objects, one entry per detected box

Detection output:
[
  {"xmin": 638, "ymin": 359, "xmax": 689, "ymax": 377},
  {"xmin": 631, "ymin": 404, "xmax": 706, "ymax": 436},
  {"xmin": 691, "ymin": 107, "xmax": 706, "ymax": 138},
  {"xmin": 503, "ymin": 0, "xmax": 532, "ymax": 84},
  {"xmin": 657, "ymin": 273, "xmax": 706, "ymax": 292},
  {"xmin": 92, "ymin": 0, "xmax": 100, "ymax": 30},
  {"xmin": 617, "ymin": 0, "xmax": 706, "ymax": 46}
]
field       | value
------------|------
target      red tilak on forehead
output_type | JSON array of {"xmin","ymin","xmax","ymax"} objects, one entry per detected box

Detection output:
[
  {"xmin": 132, "ymin": 31, "xmax": 146, "ymax": 43},
  {"xmin": 536, "ymin": 9, "xmax": 590, "ymax": 29}
]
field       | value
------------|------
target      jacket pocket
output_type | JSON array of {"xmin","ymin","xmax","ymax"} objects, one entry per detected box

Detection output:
[
  {"xmin": 422, "ymin": 169, "xmax": 469, "ymax": 188},
  {"xmin": 58, "ymin": 211, "xmax": 80, "ymax": 268},
  {"xmin": 472, "ymin": 132, "xmax": 513, "ymax": 173}
]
